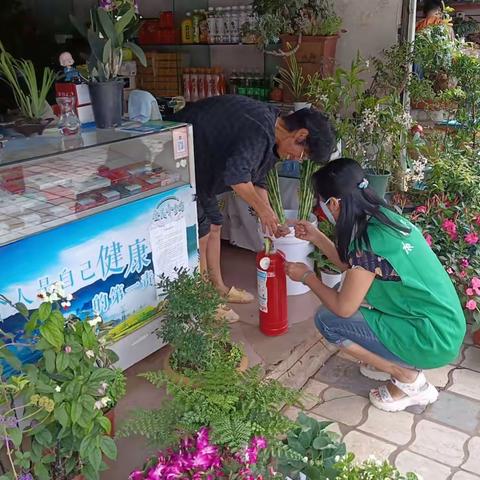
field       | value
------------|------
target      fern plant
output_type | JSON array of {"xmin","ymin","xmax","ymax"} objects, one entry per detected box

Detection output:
[{"xmin": 118, "ymin": 364, "xmax": 301, "ymax": 451}]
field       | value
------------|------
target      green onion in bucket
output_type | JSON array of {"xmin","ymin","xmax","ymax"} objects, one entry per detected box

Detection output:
[
  {"xmin": 298, "ymin": 159, "xmax": 319, "ymax": 221},
  {"xmin": 267, "ymin": 167, "xmax": 286, "ymax": 225}
]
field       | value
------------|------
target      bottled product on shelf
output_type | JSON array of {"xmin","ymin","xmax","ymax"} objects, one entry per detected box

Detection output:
[
  {"xmin": 181, "ymin": 5, "xmax": 256, "ymax": 45},
  {"xmin": 183, "ymin": 67, "xmax": 226, "ymax": 102},
  {"xmin": 229, "ymin": 70, "xmax": 271, "ymax": 101},
  {"xmin": 181, "ymin": 12, "xmax": 193, "ymax": 44}
]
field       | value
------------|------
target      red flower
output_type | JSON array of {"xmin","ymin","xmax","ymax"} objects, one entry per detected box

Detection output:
[
  {"xmin": 442, "ymin": 219, "xmax": 458, "ymax": 240},
  {"xmin": 415, "ymin": 205, "xmax": 427, "ymax": 214},
  {"xmin": 461, "ymin": 258, "xmax": 470, "ymax": 269}
]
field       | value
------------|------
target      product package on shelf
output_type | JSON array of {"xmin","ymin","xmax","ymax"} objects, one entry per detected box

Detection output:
[
  {"xmin": 183, "ymin": 67, "xmax": 226, "ymax": 102},
  {"xmin": 137, "ymin": 52, "xmax": 189, "ymax": 97},
  {"xmin": 139, "ymin": 12, "xmax": 176, "ymax": 45},
  {"xmin": 54, "ymin": 83, "xmax": 94, "ymax": 125}
]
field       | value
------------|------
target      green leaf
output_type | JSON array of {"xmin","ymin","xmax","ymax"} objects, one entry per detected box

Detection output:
[
  {"xmin": 38, "ymin": 302, "xmax": 52, "ymax": 321},
  {"xmin": 125, "ymin": 41, "xmax": 146, "ymax": 67},
  {"xmin": 97, "ymin": 8, "xmax": 117, "ymax": 43},
  {"xmin": 54, "ymin": 403, "xmax": 70, "ymax": 428},
  {"xmin": 56, "ymin": 352, "xmax": 69, "ymax": 372},
  {"xmin": 82, "ymin": 464, "xmax": 100, "ymax": 480},
  {"xmin": 44, "ymin": 349, "xmax": 55, "ymax": 374},
  {"xmin": 34, "ymin": 461, "xmax": 50, "ymax": 480},
  {"xmin": 0, "ymin": 347, "xmax": 21, "ymax": 371},
  {"xmin": 87, "ymin": 446, "xmax": 102, "ymax": 471},
  {"xmin": 115, "ymin": 8, "xmax": 134, "ymax": 35},
  {"xmin": 15, "ymin": 302, "xmax": 30, "ymax": 319},
  {"xmin": 102, "ymin": 38, "xmax": 112, "ymax": 65},
  {"xmin": 80, "ymin": 435, "xmax": 97, "ymax": 459},
  {"xmin": 35, "ymin": 428, "xmax": 52, "ymax": 447},
  {"xmin": 71, "ymin": 401, "xmax": 83, "ymax": 424},
  {"xmin": 25, "ymin": 311, "xmax": 39, "ymax": 334},
  {"xmin": 100, "ymin": 435, "xmax": 117, "ymax": 460},
  {"xmin": 97, "ymin": 415, "xmax": 111, "ymax": 433},
  {"xmin": 312, "ymin": 435, "xmax": 332, "ymax": 450},
  {"xmin": 8, "ymin": 428, "xmax": 22, "ymax": 447},
  {"xmin": 40, "ymin": 318, "xmax": 64, "ymax": 351}
]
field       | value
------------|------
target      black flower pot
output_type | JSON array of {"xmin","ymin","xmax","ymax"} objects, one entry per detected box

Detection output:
[{"xmin": 89, "ymin": 80, "xmax": 123, "ymax": 129}]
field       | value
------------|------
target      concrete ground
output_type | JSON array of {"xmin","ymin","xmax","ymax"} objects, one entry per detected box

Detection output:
[{"xmin": 104, "ymin": 244, "xmax": 480, "ymax": 479}]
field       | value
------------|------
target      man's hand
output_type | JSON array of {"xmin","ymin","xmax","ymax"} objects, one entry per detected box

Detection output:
[
  {"xmin": 285, "ymin": 262, "xmax": 314, "ymax": 283},
  {"xmin": 257, "ymin": 205, "xmax": 279, "ymax": 237}
]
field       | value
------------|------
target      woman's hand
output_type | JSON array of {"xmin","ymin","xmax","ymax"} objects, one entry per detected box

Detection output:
[
  {"xmin": 285, "ymin": 262, "xmax": 314, "ymax": 283},
  {"xmin": 294, "ymin": 220, "xmax": 322, "ymax": 243},
  {"xmin": 275, "ymin": 224, "xmax": 291, "ymax": 238}
]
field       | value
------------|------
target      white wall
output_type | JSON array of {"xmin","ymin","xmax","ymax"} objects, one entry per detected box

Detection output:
[{"xmin": 334, "ymin": 0, "xmax": 403, "ymax": 69}]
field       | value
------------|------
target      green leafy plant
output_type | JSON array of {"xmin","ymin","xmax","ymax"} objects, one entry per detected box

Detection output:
[
  {"xmin": 274, "ymin": 412, "xmax": 345, "ymax": 479},
  {"xmin": 0, "ymin": 42, "xmax": 56, "ymax": 120},
  {"xmin": 276, "ymin": 47, "xmax": 307, "ymax": 101},
  {"xmin": 119, "ymin": 364, "xmax": 300, "ymax": 451},
  {"xmin": 0, "ymin": 283, "xmax": 122, "ymax": 480},
  {"xmin": 248, "ymin": 0, "xmax": 342, "ymax": 51},
  {"xmin": 156, "ymin": 268, "xmax": 242, "ymax": 374},
  {"xmin": 308, "ymin": 220, "xmax": 342, "ymax": 274},
  {"xmin": 70, "ymin": 1, "xmax": 146, "ymax": 82}
]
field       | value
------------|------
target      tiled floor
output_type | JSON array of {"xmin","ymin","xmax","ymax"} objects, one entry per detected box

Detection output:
[{"xmin": 283, "ymin": 329, "xmax": 480, "ymax": 479}]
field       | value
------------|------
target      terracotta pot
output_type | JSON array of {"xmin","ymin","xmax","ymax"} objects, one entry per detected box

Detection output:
[
  {"xmin": 105, "ymin": 408, "xmax": 115, "ymax": 437},
  {"xmin": 473, "ymin": 329, "xmax": 480, "ymax": 346},
  {"xmin": 162, "ymin": 345, "xmax": 249, "ymax": 385}
]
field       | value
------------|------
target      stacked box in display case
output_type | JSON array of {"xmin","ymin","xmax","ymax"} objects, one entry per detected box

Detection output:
[{"xmin": 138, "ymin": 52, "xmax": 189, "ymax": 97}]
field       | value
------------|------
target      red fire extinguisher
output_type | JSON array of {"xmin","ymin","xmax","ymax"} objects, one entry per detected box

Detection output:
[{"xmin": 256, "ymin": 238, "xmax": 288, "ymax": 336}]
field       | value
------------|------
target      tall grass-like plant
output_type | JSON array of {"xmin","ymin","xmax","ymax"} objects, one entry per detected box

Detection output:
[
  {"xmin": 298, "ymin": 159, "xmax": 319, "ymax": 220},
  {"xmin": 0, "ymin": 42, "xmax": 55, "ymax": 120},
  {"xmin": 276, "ymin": 47, "xmax": 306, "ymax": 101},
  {"xmin": 266, "ymin": 167, "xmax": 286, "ymax": 225}
]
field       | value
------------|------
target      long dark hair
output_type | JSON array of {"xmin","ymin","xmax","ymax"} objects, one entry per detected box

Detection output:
[{"xmin": 312, "ymin": 158, "xmax": 410, "ymax": 263}]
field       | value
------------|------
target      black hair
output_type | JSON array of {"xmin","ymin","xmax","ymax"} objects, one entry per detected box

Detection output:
[
  {"xmin": 282, "ymin": 108, "xmax": 336, "ymax": 164},
  {"xmin": 423, "ymin": 0, "xmax": 443, "ymax": 16},
  {"xmin": 312, "ymin": 158, "xmax": 410, "ymax": 263}
]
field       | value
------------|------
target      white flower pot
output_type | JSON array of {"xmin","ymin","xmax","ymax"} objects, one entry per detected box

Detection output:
[
  {"xmin": 320, "ymin": 270, "xmax": 344, "ymax": 290},
  {"xmin": 293, "ymin": 102, "xmax": 312, "ymax": 111}
]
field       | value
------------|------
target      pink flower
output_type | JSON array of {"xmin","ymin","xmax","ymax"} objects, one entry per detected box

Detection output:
[
  {"xmin": 466, "ymin": 300, "xmax": 478, "ymax": 311},
  {"xmin": 424, "ymin": 233, "xmax": 433, "ymax": 246},
  {"xmin": 475, "ymin": 215, "xmax": 480, "ymax": 226},
  {"xmin": 465, "ymin": 232, "xmax": 479, "ymax": 245},
  {"xmin": 447, "ymin": 267, "xmax": 454, "ymax": 275},
  {"xmin": 129, "ymin": 472, "xmax": 144, "ymax": 480},
  {"xmin": 461, "ymin": 258, "xmax": 470, "ymax": 269},
  {"xmin": 415, "ymin": 206, "xmax": 427, "ymax": 214},
  {"xmin": 472, "ymin": 277, "xmax": 480, "ymax": 289},
  {"xmin": 467, "ymin": 288, "xmax": 475, "ymax": 296},
  {"xmin": 442, "ymin": 219, "xmax": 458, "ymax": 240},
  {"xmin": 460, "ymin": 271, "xmax": 468, "ymax": 278},
  {"xmin": 64, "ymin": 345, "xmax": 72, "ymax": 354}
]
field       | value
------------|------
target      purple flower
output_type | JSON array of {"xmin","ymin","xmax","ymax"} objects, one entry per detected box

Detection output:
[
  {"xmin": 196, "ymin": 426, "xmax": 210, "ymax": 449},
  {"xmin": 19, "ymin": 474, "xmax": 34, "ymax": 480},
  {"xmin": 0, "ymin": 415, "xmax": 18, "ymax": 428},
  {"xmin": 251, "ymin": 436, "xmax": 267, "ymax": 450},
  {"xmin": 99, "ymin": 0, "xmax": 114, "ymax": 11}
]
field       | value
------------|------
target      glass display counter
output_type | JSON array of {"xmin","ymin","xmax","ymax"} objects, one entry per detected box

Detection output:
[{"xmin": 0, "ymin": 123, "xmax": 199, "ymax": 373}]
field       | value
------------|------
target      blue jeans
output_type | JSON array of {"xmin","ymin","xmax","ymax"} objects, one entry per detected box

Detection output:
[{"xmin": 315, "ymin": 306, "xmax": 410, "ymax": 366}]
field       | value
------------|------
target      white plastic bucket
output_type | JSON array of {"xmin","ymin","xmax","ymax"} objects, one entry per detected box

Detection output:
[{"xmin": 273, "ymin": 209, "xmax": 317, "ymax": 296}]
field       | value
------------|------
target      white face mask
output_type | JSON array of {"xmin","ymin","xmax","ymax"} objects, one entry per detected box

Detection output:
[{"xmin": 319, "ymin": 199, "xmax": 337, "ymax": 225}]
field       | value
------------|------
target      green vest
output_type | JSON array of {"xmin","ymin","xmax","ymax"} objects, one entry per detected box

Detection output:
[{"xmin": 357, "ymin": 209, "xmax": 465, "ymax": 369}]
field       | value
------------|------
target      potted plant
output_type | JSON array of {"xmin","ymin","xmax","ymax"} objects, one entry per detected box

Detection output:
[
  {"xmin": 0, "ymin": 42, "xmax": 55, "ymax": 136},
  {"xmin": 70, "ymin": 0, "xmax": 146, "ymax": 129},
  {"xmin": 248, "ymin": 0, "xmax": 342, "ymax": 77},
  {"xmin": 0, "ymin": 283, "xmax": 122, "ymax": 480},
  {"xmin": 156, "ymin": 268, "xmax": 248, "ymax": 383},
  {"xmin": 276, "ymin": 49, "xmax": 309, "ymax": 109}
]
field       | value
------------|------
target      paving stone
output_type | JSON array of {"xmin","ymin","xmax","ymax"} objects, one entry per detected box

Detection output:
[
  {"xmin": 452, "ymin": 471, "xmax": 480, "ymax": 480},
  {"xmin": 461, "ymin": 347, "xmax": 480, "ymax": 373},
  {"xmin": 359, "ymin": 406, "xmax": 414, "ymax": 445},
  {"xmin": 343, "ymin": 431, "xmax": 396, "ymax": 463},
  {"xmin": 463, "ymin": 437, "xmax": 480, "ymax": 474},
  {"xmin": 425, "ymin": 365, "xmax": 455, "ymax": 388},
  {"xmin": 464, "ymin": 327, "xmax": 474, "ymax": 345},
  {"xmin": 300, "ymin": 379, "xmax": 329, "ymax": 410},
  {"xmin": 410, "ymin": 420, "xmax": 469, "ymax": 467},
  {"xmin": 424, "ymin": 391, "xmax": 480, "ymax": 435},
  {"xmin": 283, "ymin": 406, "xmax": 302, "ymax": 422},
  {"xmin": 449, "ymin": 369, "xmax": 480, "ymax": 401},
  {"xmin": 395, "ymin": 451, "xmax": 451, "ymax": 479},
  {"xmin": 314, "ymin": 356, "xmax": 380, "ymax": 398},
  {"xmin": 312, "ymin": 388, "xmax": 368, "ymax": 426}
]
